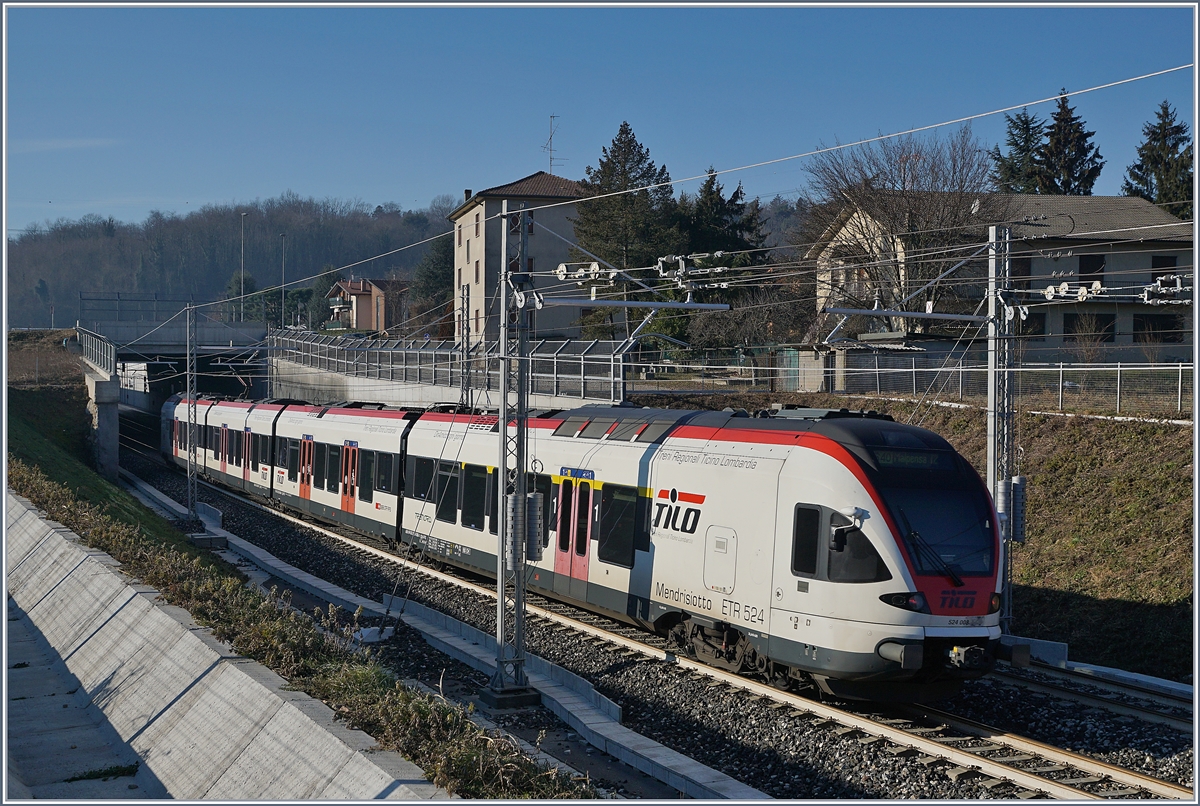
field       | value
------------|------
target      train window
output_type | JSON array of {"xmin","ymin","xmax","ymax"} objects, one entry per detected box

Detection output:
[
  {"xmin": 250, "ymin": 434, "xmax": 258, "ymax": 469},
  {"xmin": 488, "ymin": 469, "xmax": 499, "ymax": 535},
  {"xmin": 435, "ymin": 461, "xmax": 458, "ymax": 523},
  {"xmin": 326, "ymin": 445, "xmax": 341, "ymax": 493},
  {"xmin": 527, "ymin": 473, "xmax": 553, "ymax": 547},
  {"xmin": 558, "ymin": 479, "xmax": 574, "ymax": 551},
  {"xmin": 574, "ymin": 481, "xmax": 591, "ymax": 556},
  {"xmin": 792, "ymin": 506, "xmax": 821, "ymax": 577},
  {"xmin": 358, "ymin": 451, "xmax": 375, "ymax": 502},
  {"xmin": 408, "ymin": 456, "xmax": 434, "ymax": 501},
  {"xmin": 578, "ymin": 419, "xmax": 616, "ymax": 439},
  {"xmin": 233, "ymin": 432, "xmax": 242, "ymax": 467},
  {"xmin": 827, "ymin": 512, "xmax": 892, "ymax": 583},
  {"xmin": 313, "ymin": 443, "xmax": 327, "ymax": 489},
  {"xmin": 607, "ymin": 420, "xmax": 646, "ymax": 442},
  {"xmin": 375, "ymin": 452, "xmax": 394, "ymax": 494},
  {"xmin": 552, "ymin": 417, "xmax": 589, "ymax": 438},
  {"xmin": 461, "ymin": 464, "xmax": 488, "ymax": 531},
  {"xmin": 597, "ymin": 484, "xmax": 638, "ymax": 568},
  {"xmin": 276, "ymin": 437, "xmax": 289, "ymax": 468},
  {"xmin": 635, "ymin": 421, "xmax": 674, "ymax": 443},
  {"xmin": 287, "ymin": 440, "xmax": 300, "ymax": 482}
]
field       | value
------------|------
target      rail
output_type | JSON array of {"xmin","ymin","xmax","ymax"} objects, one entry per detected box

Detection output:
[
  {"xmin": 77, "ymin": 326, "xmax": 116, "ymax": 376},
  {"xmin": 268, "ymin": 331, "xmax": 629, "ymax": 403}
]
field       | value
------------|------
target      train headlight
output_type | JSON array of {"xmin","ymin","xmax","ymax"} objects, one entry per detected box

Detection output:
[
  {"xmin": 988, "ymin": 593, "xmax": 1002, "ymax": 614},
  {"xmin": 879, "ymin": 592, "xmax": 929, "ymax": 614}
]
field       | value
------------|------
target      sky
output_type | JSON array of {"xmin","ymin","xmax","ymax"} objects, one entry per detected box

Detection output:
[{"xmin": 4, "ymin": 4, "xmax": 1196, "ymax": 237}]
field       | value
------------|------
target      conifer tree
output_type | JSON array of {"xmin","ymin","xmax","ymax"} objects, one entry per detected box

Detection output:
[
  {"xmin": 1122, "ymin": 100, "xmax": 1193, "ymax": 220},
  {"xmin": 1035, "ymin": 92, "xmax": 1105, "ymax": 195},
  {"xmin": 679, "ymin": 169, "xmax": 765, "ymax": 258},
  {"xmin": 989, "ymin": 108, "xmax": 1046, "ymax": 193}
]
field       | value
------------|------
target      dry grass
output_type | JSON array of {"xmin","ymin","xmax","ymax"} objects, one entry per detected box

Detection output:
[{"xmin": 7, "ymin": 329, "xmax": 83, "ymax": 388}]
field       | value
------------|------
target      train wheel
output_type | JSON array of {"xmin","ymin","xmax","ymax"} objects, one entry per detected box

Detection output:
[{"xmin": 769, "ymin": 663, "xmax": 794, "ymax": 691}]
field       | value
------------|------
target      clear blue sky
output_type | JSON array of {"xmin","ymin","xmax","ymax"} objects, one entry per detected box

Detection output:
[{"xmin": 5, "ymin": 5, "xmax": 1195, "ymax": 235}]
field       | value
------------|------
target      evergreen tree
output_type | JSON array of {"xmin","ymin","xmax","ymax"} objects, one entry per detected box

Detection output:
[
  {"xmin": 1035, "ymin": 92, "xmax": 1105, "ymax": 195},
  {"xmin": 1122, "ymin": 100, "xmax": 1193, "ymax": 220},
  {"xmin": 989, "ymin": 108, "xmax": 1046, "ymax": 193},
  {"xmin": 412, "ymin": 235, "xmax": 453, "ymax": 302},
  {"xmin": 680, "ymin": 169, "xmax": 766, "ymax": 259},
  {"xmin": 308, "ymin": 266, "xmax": 343, "ymax": 329}
]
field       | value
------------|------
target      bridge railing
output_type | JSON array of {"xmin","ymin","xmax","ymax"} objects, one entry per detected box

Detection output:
[
  {"xmin": 269, "ymin": 331, "xmax": 629, "ymax": 403},
  {"xmin": 77, "ymin": 327, "xmax": 116, "ymax": 376}
]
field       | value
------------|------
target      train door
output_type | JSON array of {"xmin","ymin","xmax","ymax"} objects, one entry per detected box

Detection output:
[
  {"xmin": 570, "ymin": 481, "xmax": 594, "ymax": 601},
  {"xmin": 299, "ymin": 437, "xmax": 314, "ymax": 500},
  {"xmin": 553, "ymin": 479, "xmax": 574, "ymax": 596},
  {"xmin": 341, "ymin": 442, "xmax": 359, "ymax": 512},
  {"xmin": 219, "ymin": 425, "xmax": 228, "ymax": 475}
]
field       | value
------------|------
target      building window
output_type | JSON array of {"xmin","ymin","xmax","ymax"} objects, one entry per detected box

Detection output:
[
  {"xmin": 1011, "ymin": 256, "xmax": 1032, "ymax": 290},
  {"xmin": 1152, "ymin": 255, "xmax": 1178, "ymax": 284},
  {"xmin": 1063, "ymin": 313, "xmax": 1115, "ymax": 343},
  {"xmin": 1133, "ymin": 313, "xmax": 1185, "ymax": 344},
  {"xmin": 527, "ymin": 257, "xmax": 534, "ymax": 272},
  {"xmin": 1018, "ymin": 312, "xmax": 1047, "ymax": 342},
  {"xmin": 475, "ymin": 260, "xmax": 480, "ymax": 284},
  {"xmin": 1078, "ymin": 254, "xmax": 1105, "ymax": 282},
  {"xmin": 475, "ymin": 309, "xmax": 480, "ymax": 333},
  {"xmin": 457, "ymin": 267, "xmax": 461, "ymax": 287},
  {"xmin": 475, "ymin": 212, "xmax": 480, "ymax": 238},
  {"xmin": 466, "ymin": 240, "xmax": 470, "ymax": 262},
  {"xmin": 457, "ymin": 225, "xmax": 461, "ymax": 247},
  {"xmin": 528, "ymin": 213, "xmax": 534, "ymax": 235},
  {"xmin": 509, "ymin": 213, "xmax": 521, "ymax": 232}
]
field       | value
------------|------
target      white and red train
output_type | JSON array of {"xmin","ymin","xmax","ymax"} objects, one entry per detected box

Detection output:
[{"xmin": 162, "ymin": 395, "xmax": 1019, "ymax": 701}]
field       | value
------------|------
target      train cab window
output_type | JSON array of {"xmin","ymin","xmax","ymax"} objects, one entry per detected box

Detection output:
[
  {"xmin": 358, "ymin": 451, "xmax": 375, "ymax": 502},
  {"xmin": 287, "ymin": 440, "xmax": 300, "ymax": 482},
  {"xmin": 527, "ymin": 473, "xmax": 553, "ymax": 547},
  {"xmin": 313, "ymin": 443, "xmax": 327, "ymax": 490},
  {"xmin": 827, "ymin": 512, "xmax": 892, "ymax": 583},
  {"xmin": 461, "ymin": 464, "xmax": 488, "ymax": 531},
  {"xmin": 558, "ymin": 479, "xmax": 574, "ymax": 551},
  {"xmin": 578, "ymin": 418, "xmax": 616, "ymax": 439},
  {"xmin": 408, "ymin": 456, "xmax": 434, "ymax": 501},
  {"xmin": 597, "ymin": 484, "xmax": 638, "ymax": 568},
  {"xmin": 326, "ymin": 445, "xmax": 341, "ymax": 493},
  {"xmin": 792, "ymin": 506, "xmax": 821, "ymax": 577},
  {"xmin": 635, "ymin": 421, "xmax": 674, "ymax": 443},
  {"xmin": 552, "ymin": 417, "xmax": 589, "ymax": 437},
  {"xmin": 435, "ymin": 461, "xmax": 458, "ymax": 522},
  {"xmin": 375, "ymin": 452, "xmax": 396, "ymax": 494}
]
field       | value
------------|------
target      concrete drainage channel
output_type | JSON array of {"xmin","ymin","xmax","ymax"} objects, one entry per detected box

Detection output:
[{"xmin": 119, "ymin": 470, "xmax": 768, "ymax": 800}]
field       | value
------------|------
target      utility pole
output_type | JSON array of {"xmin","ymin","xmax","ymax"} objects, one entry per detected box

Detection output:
[
  {"xmin": 186, "ymin": 304, "xmax": 198, "ymax": 522},
  {"xmin": 279, "ymin": 233, "xmax": 287, "ymax": 331},
  {"xmin": 481, "ymin": 200, "xmax": 540, "ymax": 710},
  {"xmin": 240, "ymin": 212, "xmax": 247, "ymax": 323},
  {"xmin": 459, "ymin": 282, "xmax": 472, "ymax": 408},
  {"xmin": 988, "ymin": 225, "xmax": 1018, "ymax": 634}
]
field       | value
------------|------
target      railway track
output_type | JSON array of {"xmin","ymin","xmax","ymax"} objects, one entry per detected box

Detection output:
[{"xmin": 117, "ymin": 421, "xmax": 1194, "ymax": 799}]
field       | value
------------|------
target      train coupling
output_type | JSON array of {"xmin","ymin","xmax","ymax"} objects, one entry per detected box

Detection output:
[{"xmin": 946, "ymin": 644, "xmax": 988, "ymax": 669}]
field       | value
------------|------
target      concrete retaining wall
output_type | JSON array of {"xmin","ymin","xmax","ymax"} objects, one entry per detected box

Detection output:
[{"xmin": 5, "ymin": 491, "xmax": 449, "ymax": 800}]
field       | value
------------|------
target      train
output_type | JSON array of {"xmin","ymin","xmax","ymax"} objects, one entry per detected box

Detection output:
[{"xmin": 161, "ymin": 394, "xmax": 1026, "ymax": 702}]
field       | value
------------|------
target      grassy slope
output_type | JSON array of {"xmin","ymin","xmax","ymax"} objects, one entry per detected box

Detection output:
[{"xmin": 631, "ymin": 392, "xmax": 1194, "ymax": 681}]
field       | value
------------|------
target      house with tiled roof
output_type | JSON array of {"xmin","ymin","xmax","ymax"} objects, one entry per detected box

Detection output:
[
  {"xmin": 325, "ymin": 278, "xmax": 409, "ymax": 331},
  {"xmin": 448, "ymin": 171, "xmax": 587, "ymax": 343},
  {"xmin": 808, "ymin": 193, "xmax": 1192, "ymax": 363}
]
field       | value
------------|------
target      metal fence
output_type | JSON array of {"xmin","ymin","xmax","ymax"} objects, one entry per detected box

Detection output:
[
  {"xmin": 79, "ymin": 292, "xmax": 200, "ymax": 323},
  {"xmin": 269, "ymin": 331, "xmax": 629, "ymax": 402},
  {"xmin": 77, "ymin": 327, "xmax": 116, "ymax": 376}
]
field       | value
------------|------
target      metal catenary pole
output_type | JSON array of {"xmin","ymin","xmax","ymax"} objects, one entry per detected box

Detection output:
[
  {"xmin": 987, "ymin": 225, "xmax": 1016, "ymax": 633},
  {"xmin": 186, "ymin": 303, "xmax": 198, "ymax": 521},
  {"xmin": 460, "ymin": 282, "xmax": 471, "ymax": 408}
]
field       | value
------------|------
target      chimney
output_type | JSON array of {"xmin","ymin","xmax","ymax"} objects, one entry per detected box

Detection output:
[{"xmin": 464, "ymin": 189, "xmax": 472, "ymax": 201}]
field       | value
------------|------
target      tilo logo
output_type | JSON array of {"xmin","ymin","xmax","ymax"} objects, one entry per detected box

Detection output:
[
  {"xmin": 654, "ymin": 488, "xmax": 705, "ymax": 534},
  {"xmin": 940, "ymin": 590, "xmax": 977, "ymax": 609}
]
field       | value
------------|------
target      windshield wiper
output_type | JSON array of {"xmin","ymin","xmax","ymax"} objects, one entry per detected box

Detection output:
[{"xmin": 898, "ymin": 507, "xmax": 964, "ymax": 588}]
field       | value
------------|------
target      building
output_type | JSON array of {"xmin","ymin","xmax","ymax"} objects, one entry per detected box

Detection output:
[
  {"xmin": 447, "ymin": 171, "xmax": 587, "ymax": 344},
  {"xmin": 325, "ymin": 278, "xmax": 409, "ymax": 332},
  {"xmin": 808, "ymin": 194, "xmax": 1192, "ymax": 363}
]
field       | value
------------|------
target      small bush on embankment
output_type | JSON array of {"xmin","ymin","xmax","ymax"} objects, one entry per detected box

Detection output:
[
  {"xmin": 632, "ymin": 391, "xmax": 1194, "ymax": 682},
  {"xmin": 6, "ymin": 454, "xmax": 593, "ymax": 798}
]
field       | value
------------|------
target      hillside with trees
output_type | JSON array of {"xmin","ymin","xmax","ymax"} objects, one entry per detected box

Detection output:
[{"xmin": 7, "ymin": 191, "xmax": 457, "ymax": 329}]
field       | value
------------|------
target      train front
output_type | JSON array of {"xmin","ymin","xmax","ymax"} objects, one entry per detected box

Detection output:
[{"xmin": 782, "ymin": 415, "xmax": 1017, "ymax": 702}]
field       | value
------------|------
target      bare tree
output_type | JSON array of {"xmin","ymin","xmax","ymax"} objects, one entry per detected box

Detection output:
[
  {"xmin": 802, "ymin": 126, "xmax": 1007, "ymax": 335},
  {"xmin": 688, "ymin": 285, "xmax": 815, "ymax": 349}
]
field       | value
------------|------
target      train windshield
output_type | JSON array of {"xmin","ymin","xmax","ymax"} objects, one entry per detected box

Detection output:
[{"xmin": 880, "ymin": 486, "xmax": 995, "ymax": 577}]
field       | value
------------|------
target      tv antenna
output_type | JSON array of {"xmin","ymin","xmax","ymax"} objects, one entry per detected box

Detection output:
[{"xmin": 541, "ymin": 115, "xmax": 567, "ymax": 175}]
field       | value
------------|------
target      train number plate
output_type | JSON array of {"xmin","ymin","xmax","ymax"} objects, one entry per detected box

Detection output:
[{"xmin": 946, "ymin": 616, "xmax": 983, "ymax": 627}]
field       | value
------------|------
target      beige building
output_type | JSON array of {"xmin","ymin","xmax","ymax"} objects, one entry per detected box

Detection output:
[
  {"xmin": 326, "ymin": 278, "xmax": 408, "ymax": 332},
  {"xmin": 448, "ymin": 171, "xmax": 587, "ymax": 344},
  {"xmin": 808, "ymin": 194, "xmax": 1192, "ymax": 363}
]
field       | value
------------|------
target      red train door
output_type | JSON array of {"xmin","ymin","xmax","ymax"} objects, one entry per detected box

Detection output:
[
  {"xmin": 219, "ymin": 426, "xmax": 228, "ymax": 475},
  {"xmin": 299, "ymin": 437, "xmax": 313, "ymax": 500},
  {"xmin": 341, "ymin": 443, "xmax": 358, "ymax": 512},
  {"xmin": 553, "ymin": 479, "xmax": 574, "ymax": 596},
  {"xmin": 569, "ymin": 481, "xmax": 593, "ymax": 601}
]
